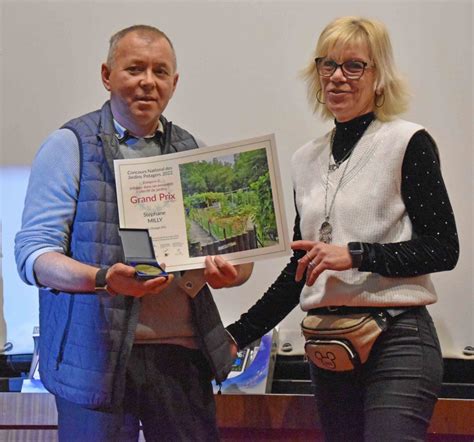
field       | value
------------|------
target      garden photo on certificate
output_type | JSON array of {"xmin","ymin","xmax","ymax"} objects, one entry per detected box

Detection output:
[{"xmin": 180, "ymin": 148, "xmax": 278, "ymax": 258}]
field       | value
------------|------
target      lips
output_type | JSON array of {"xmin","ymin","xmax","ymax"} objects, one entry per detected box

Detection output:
[
  {"xmin": 135, "ymin": 96, "xmax": 156, "ymax": 102},
  {"xmin": 327, "ymin": 90, "xmax": 349, "ymax": 95},
  {"xmin": 326, "ymin": 90, "xmax": 351, "ymax": 104}
]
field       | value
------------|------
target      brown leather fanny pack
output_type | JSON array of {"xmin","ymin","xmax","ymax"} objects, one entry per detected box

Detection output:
[{"xmin": 301, "ymin": 311, "xmax": 389, "ymax": 372}]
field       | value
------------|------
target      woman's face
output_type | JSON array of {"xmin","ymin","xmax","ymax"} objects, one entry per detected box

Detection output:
[{"xmin": 320, "ymin": 42, "xmax": 376, "ymax": 122}]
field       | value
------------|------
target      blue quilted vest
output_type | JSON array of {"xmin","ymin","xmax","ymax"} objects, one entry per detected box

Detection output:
[{"xmin": 38, "ymin": 102, "xmax": 231, "ymax": 408}]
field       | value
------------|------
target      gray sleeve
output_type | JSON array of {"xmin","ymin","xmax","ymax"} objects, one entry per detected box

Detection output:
[{"xmin": 14, "ymin": 129, "xmax": 80, "ymax": 285}]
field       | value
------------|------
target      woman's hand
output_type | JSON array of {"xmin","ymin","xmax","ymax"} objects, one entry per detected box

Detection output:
[
  {"xmin": 229, "ymin": 341, "xmax": 239, "ymax": 359},
  {"xmin": 292, "ymin": 240, "xmax": 353, "ymax": 286}
]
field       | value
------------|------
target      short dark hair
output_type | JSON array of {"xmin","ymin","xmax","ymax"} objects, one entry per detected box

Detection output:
[{"xmin": 107, "ymin": 25, "xmax": 177, "ymax": 70}]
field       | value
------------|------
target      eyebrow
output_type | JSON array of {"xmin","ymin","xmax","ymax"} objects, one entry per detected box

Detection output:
[
  {"xmin": 324, "ymin": 58, "xmax": 370, "ymax": 65},
  {"xmin": 125, "ymin": 59, "xmax": 173, "ymax": 68}
]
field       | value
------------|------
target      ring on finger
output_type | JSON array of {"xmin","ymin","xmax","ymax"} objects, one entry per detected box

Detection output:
[{"xmin": 308, "ymin": 260, "xmax": 316, "ymax": 269}]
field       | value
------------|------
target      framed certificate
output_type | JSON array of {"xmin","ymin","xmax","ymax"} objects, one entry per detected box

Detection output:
[{"xmin": 114, "ymin": 134, "xmax": 289, "ymax": 272}]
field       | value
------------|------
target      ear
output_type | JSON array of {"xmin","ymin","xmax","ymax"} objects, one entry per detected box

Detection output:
[
  {"xmin": 170, "ymin": 72, "xmax": 179, "ymax": 97},
  {"xmin": 374, "ymin": 78, "xmax": 384, "ymax": 95},
  {"xmin": 101, "ymin": 63, "xmax": 112, "ymax": 91}
]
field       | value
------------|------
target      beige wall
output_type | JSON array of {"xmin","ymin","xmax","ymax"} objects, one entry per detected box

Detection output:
[{"xmin": 1, "ymin": 1, "xmax": 472, "ymax": 358}]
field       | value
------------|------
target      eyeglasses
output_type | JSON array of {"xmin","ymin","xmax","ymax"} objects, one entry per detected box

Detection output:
[{"xmin": 315, "ymin": 57, "xmax": 374, "ymax": 80}]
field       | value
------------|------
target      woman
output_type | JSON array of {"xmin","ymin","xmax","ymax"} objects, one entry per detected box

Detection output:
[{"xmin": 227, "ymin": 16, "xmax": 459, "ymax": 441}]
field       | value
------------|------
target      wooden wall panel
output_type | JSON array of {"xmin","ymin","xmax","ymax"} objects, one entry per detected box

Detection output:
[{"xmin": 0, "ymin": 393, "xmax": 472, "ymax": 440}]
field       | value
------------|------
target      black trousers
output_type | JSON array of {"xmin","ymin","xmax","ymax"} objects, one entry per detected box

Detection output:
[
  {"xmin": 56, "ymin": 344, "xmax": 219, "ymax": 442},
  {"xmin": 309, "ymin": 306, "xmax": 443, "ymax": 442}
]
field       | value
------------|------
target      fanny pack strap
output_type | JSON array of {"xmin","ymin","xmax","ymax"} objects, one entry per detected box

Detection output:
[
  {"xmin": 385, "ymin": 307, "xmax": 411, "ymax": 317},
  {"xmin": 309, "ymin": 306, "xmax": 412, "ymax": 318}
]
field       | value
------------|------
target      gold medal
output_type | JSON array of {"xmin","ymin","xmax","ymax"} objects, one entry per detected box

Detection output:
[{"xmin": 135, "ymin": 264, "xmax": 165, "ymax": 276}]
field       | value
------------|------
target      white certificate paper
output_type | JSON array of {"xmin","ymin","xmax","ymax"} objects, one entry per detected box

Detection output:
[{"xmin": 114, "ymin": 134, "xmax": 289, "ymax": 272}]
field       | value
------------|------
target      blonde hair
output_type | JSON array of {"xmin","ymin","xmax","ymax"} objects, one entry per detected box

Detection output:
[{"xmin": 302, "ymin": 16, "xmax": 409, "ymax": 121}]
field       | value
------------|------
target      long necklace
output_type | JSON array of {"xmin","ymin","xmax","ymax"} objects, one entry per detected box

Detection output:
[
  {"xmin": 319, "ymin": 128, "xmax": 356, "ymax": 243},
  {"xmin": 328, "ymin": 147, "xmax": 353, "ymax": 172}
]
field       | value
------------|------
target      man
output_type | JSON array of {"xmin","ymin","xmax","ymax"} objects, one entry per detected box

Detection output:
[{"xmin": 15, "ymin": 25, "xmax": 253, "ymax": 442}]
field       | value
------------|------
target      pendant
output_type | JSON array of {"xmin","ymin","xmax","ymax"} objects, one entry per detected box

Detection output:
[
  {"xmin": 319, "ymin": 220, "xmax": 332, "ymax": 244},
  {"xmin": 328, "ymin": 163, "xmax": 339, "ymax": 172}
]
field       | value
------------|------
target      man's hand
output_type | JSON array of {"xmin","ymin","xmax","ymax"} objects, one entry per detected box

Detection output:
[
  {"xmin": 105, "ymin": 263, "xmax": 173, "ymax": 297},
  {"xmin": 204, "ymin": 256, "xmax": 253, "ymax": 289},
  {"xmin": 292, "ymin": 240, "xmax": 352, "ymax": 286},
  {"xmin": 34, "ymin": 251, "xmax": 172, "ymax": 297}
]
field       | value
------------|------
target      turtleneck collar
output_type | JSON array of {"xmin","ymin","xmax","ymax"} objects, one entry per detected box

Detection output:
[
  {"xmin": 335, "ymin": 112, "xmax": 375, "ymax": 133},
  {"xmin": 332, "ymin": 112, "xmax": 375, "ymax": 163}
]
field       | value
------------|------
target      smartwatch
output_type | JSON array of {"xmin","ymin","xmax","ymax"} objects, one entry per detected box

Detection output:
[
  {"xmin": 95, "ymin": 267, "xmax": 110, "ymax": 293},
  {"xmin": 347, "ymin": 242, "xmax": 364, "ymax": 269}
]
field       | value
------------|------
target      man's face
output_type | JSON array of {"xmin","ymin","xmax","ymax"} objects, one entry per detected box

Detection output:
[{"xmin": 101, "ymin": 31, "xmax": 178, "ymax": 136}]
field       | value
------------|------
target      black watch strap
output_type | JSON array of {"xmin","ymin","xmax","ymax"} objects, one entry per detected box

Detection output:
[
  {"xmin": 95, "ymin": 267, "xmax": 110, "ymax": 293},
  {"xmin": 348, "ymin": 242, "xmax": 364, "ymax": 269}
]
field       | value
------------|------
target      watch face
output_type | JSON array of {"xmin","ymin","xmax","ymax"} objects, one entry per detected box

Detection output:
[
  {"xmin": 349, "ymin": 242, "xmax": 363, "ymax": 254},
  {"xmin": 95, "ymin": 268, "xmax": 108, "ymax": 290},
  {"xmin": 348, "ymin": 242, "xmax": 363, "ymax": 268}
]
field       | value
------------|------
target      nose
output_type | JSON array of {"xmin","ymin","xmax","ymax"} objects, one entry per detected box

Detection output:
[
  {"xmin": 139, "ymin": 69, "xmax": 154, "ymax": 89},
  {"xmin": 330, "ymin": 65, "xmax": 347, "ymax": 82}
]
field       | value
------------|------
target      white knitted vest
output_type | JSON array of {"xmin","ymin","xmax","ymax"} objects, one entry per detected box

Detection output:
[{"xmin": 292, "ymin": 119, "xmax": 437, "ymax": 310}]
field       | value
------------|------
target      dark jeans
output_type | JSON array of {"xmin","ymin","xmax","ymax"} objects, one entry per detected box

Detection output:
[
  {"xmin": 56, "ymin": 344, "xmax": 219, "ymax": 442},
  {"xmin": 309, "ymin": 306, "xmax": 443, "ymax": 442}
]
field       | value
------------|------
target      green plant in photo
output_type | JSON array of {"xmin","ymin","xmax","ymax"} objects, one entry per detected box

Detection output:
[{"xmin": 181, "ymin": 148, "xmax": 278, "ymax": 248}]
